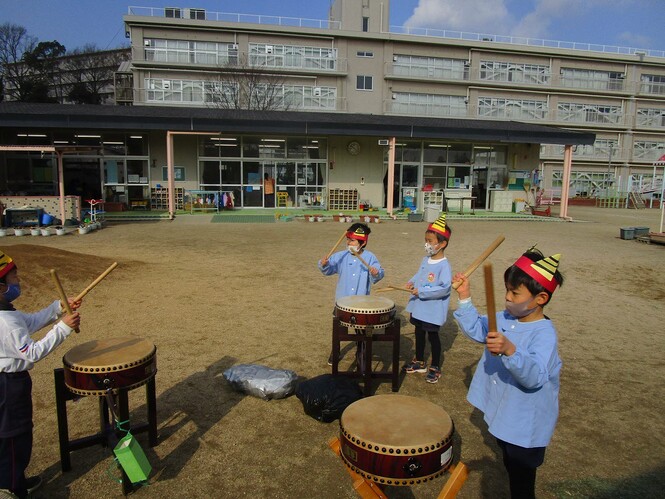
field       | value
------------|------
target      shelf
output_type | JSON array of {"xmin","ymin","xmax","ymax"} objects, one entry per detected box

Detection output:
[
  {"xmin": 328, "ymin": 188, "xmax": 358, "ymax": 211},
  {"xmin": 151, "ymin": 187, "xmax": 184, "ymax": 210}
]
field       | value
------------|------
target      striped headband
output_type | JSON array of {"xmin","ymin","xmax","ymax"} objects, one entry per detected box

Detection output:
[{"xmin": 514, "ymin": 253, "xmax": 561, "ymax": 293}]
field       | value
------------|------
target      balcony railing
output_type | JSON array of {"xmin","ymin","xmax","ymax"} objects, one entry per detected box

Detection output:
[{"xmin": 127, "ymin": 7, "xmax": 664, "ymax": 59}]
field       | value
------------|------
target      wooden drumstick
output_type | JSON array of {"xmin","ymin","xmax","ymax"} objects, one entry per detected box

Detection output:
[
  {"xmin": 353, "ymin": 251, "xmax": 372, "ymax": 270},
  {"xmin": 375, "ymin": 285, "xmax": 411, "ymax": 293},
  {"xmin": 483, "ymin": 262, "xmax": 498, "ymax": 356},
  {"xmin": 50, "ymin": 269, "xmax": 79, "ymax": 334},
  {"xmin": 74, "ymin": 262, "xmax": 118, "ymax": 302},
  {"xmin": 452, "ymin": 235, "xmax": 505, "ymax": 290},
  {"xmin": 325, "ymin": 231, "xmax": 348, "ymax": 261}
]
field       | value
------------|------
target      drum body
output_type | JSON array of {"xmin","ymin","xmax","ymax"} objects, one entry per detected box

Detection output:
[
  {"xmin": 63, "ymin": 337, "xmax": 157, "ymax": 396},
  {"xmin": 339, "ymin": 394, "xmax": 453, "ymax": 486},
  {"xmin": 335, "ymin": 295, "xmax": 396, "ymax": 328}
]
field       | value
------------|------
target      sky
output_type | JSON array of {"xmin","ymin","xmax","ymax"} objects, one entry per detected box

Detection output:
[{"xmin": 2, "ymin": 0, "xmax": 665, "ymax": 53}]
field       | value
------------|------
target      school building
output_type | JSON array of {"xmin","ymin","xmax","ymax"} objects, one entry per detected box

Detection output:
[{"xmin": 1, "ymin": 0, "xmax": 664, "ymax": 219}]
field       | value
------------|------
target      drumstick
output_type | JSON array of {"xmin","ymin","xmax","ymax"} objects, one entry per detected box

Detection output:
[
  {"xmin": 353, "ymin": 251, "xmax": 371, "ymax": 270},
  {"xmin": 375, "ymin": 285, "xmax": 412, "ymax": 293},
  {"xmin": 74, "ymin": 262, "xmax": 118, "ymax": 302},
  {"xmin": 452, "ymin": 235, "xmax": 505, "ymax": 290},
  {"xmin": 50, "ymin": 269, "xmax": 80, "ymax": 334},
  {"xmin": 483, "ymin": 263, "xmax": 498, "ymax": 356},
  {"xmin": 325, "ymin": 231, "xmax": 347, "ymax": 260}
]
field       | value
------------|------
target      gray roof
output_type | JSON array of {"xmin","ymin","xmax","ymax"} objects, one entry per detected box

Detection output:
[{"xmin": 0, "ymin": 102, "xmax": 595, "ymax": 145}]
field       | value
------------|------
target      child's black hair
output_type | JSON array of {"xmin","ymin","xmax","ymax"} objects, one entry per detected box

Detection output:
[
  {"xmin": 426, "ymin": 224, "xmax": 452, "ymax": 244},
  {"xmin": 504, "ymin": 248, "xmax": 564, "ymax": 306},
  {"xmin": 347, "ymin": 222, "xmax": 370, "ymax": 247}
]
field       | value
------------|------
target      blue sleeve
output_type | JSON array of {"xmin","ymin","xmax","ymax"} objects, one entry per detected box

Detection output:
[
  {"xmin": 502, "ymin": 325, "xmax": 559, "ymax": 390},
  {"xmin": 318, "ymin": 250, "xmax": 343, "ymax": 276},
  {"xmin": 367, "ymin": 253, "xmax": 384, "ymax": 284},
  {"xmin": 453, "ymin": 300, "xmax": 489, "ymax": 344}
]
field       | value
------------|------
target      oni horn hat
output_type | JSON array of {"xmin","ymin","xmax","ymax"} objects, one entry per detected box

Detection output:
[
  {"xmin": 427, "ymin": 213, "xmax": 451, "ymax": 239},
  {"xmin": 514, "ymin": 252, "xmax": 561, "ymax": 293},
  {"xmin": 346, "ymin": 225, "xmax": 369, "ymax": 242}
]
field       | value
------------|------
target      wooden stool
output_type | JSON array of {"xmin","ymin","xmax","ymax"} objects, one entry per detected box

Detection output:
[
  {"xmin": 54, "ymin": 368, "xmax": 157, "ymax": 495},
  {"xmin": 331, "ymin": 317, "xmax": 400, "ymax": 395},
  {"xmin": 329, "ymin": 436, "xmax": 468, "ymax": 498}
]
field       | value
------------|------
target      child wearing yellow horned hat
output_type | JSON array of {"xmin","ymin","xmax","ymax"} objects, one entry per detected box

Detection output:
[
  {"xmin": 452, "ymin": 246, "xmax": 564, "ymax": 499},
  {"xmin": 402, "ymin": 213, "xmax": 452, "ymax": 384},
  {"xmin": 0, "ymin": 251, "xmax": 81, "ymax": 498}
]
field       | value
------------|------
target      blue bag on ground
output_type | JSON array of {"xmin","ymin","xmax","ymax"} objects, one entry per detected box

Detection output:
[
  {"xmin": 223, "ymin": 364, "xmax": 298, "ymax": 400},
  {"xmin": 295, "ymin": 374, "xmax": 363, "ymax": 423}
]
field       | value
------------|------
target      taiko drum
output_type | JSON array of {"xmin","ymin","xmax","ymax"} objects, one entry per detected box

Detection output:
[
  {"xmin": 339, "ymin": 394, "xmax": 454, "ymax": 486},
  {"xmin": 335, "ymin": 295, "xmax": 396, "ymax": 328},
  {"xmin": 63, "ymin": 337, "xmax": 157, "ymax": 396}
]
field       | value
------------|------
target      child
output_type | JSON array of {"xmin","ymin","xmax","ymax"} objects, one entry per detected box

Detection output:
[
  {"xmin": 318, "ymin": 223, "xmax": 384, "ymax": 367},
  {"xmin": 0, "ymin": 251, "xmax": 81, "ymax": 499},
  {"xmin": 402, "ymin": 213, "xmax": 452, "ymax": 384},
  {"xmin": 452, "ymin": 247, "xmax": 563, "ymax": 499}
]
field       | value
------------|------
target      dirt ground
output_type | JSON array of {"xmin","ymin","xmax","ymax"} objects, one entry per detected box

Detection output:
[{"xmin": 2, "ymin": 205, "xmax": 664, "ymax": 499}]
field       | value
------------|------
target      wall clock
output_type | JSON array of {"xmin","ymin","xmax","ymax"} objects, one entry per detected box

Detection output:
[{"xmin": 347, "ymin": 140, "xmax": 361, "ymax": 156}]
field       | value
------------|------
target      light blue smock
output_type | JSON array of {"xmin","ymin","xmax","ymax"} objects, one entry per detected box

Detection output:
[{"xmin": 453, "ymin": 300, "xmax": 561, "ymax": 448}]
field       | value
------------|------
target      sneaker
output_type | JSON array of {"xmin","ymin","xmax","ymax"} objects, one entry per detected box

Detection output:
[
  {"xmin": 426, "ymin": 366, "xmax": 441, "ymax": 384},
  {"xmin": 327, "ymin": 354, "xmax": 333, "ymax": 366},
  {"xmin": 403, "ymin": 359, "xmax": 427, "ymax": 373},
  {"xmin": 25, "ymin": 476, "xmax": 42, "ymax": 495}
]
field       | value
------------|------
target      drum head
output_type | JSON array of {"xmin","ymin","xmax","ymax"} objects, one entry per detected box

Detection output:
[
  {"xmin": 341, "ymin": 394, "xmax": 452, "ymax": 448},
  {"xmin": 64, "ymin": 337, "xmax": 155, "ymax": 372},
  {"xmin": 336, "ymin": 295, "xmax": 395, "ymax": 312}
]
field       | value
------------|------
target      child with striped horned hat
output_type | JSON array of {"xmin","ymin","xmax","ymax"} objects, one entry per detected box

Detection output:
[
  {"xmin": 0, "ymin": 250, "xmax": 82, "ymax": 498},
  {"xmin": 402, "ymin": 212, "xmax": 453, "ymax": 384},
  {"xmin": 452, "ymin": 246, "xmax": 564, "ymax": 499}
]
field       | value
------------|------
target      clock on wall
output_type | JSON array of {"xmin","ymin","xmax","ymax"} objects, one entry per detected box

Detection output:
[{"xmin": 347, "ymin": 140, "xmax": 361, "ymax": 156}]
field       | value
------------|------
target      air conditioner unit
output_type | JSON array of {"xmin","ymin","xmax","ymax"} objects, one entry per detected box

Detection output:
[
  {"xmin": 313, "ymin": 87, "xmax": 322, "ymax": 96},
  {"xmin": 144, "ymin": 39, "xmax": 151, "ymax": 47},
  {"xmin": 393, "ymin": 55, "xmax": 398, "ymax": 62},
  {"xmin": 378, "ymin": 139, "xmax": 390, "ymax": 146},
  {"xmin": 265, "ymin": 45, "xmax": 274, "ymax": 54},
  {"xmin": 391, "ymin": 94, "xmax": 397, "ymax": 100},
  {"xmin": 162, "ymin": 81, "xmax": 171, "ymax": 89},
  {"xmin": 229, "ymin": 43, "xmax": 238, "ymax": 50}
]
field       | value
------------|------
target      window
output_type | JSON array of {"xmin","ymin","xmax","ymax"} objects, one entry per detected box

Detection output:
[
  {"xmin": 362, "ymin": 17, "xmax": 369, "ymax": 32},
  {"xmin": 393, "ymin": 55, "xmax": 467, "ymax": 80},
  {"xmin": 357, "ymin": 51, "xmax": 374, "ymax": 58},
  {"xmin": 356, "ymin": 75, "xmax": 373, "ymax": 91},
  {"xmin": 641, "ymin": 74, "xmax": 665, "ymax": 95},
  {"xmin": 164, "ymin": 7, "xmax": 181, "ymax": 18},
  {"xmin": 479, "ymin": 61, "xmax": 550, "ymax": 85}
]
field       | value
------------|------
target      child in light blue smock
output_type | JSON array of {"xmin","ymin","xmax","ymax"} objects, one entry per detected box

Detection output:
[
  {"xmin": 402, "ymin": 213, "xmax": 452, "ymax": 384},
  {"xmin": 453, "ymin": 247, "xmax": 564, "ymax": 499},
  {"xmin": 319, "ymin": 223, "xmax": 384, "ymax": 366}
]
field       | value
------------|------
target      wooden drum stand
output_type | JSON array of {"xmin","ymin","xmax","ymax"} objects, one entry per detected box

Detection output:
[
  {"xmin": 54, "ymin": 338, "xmax": 158, "ymax": 495},
  {"xmin": 331, "ymin": 315, "xmax": 400, "ymax": 396}
]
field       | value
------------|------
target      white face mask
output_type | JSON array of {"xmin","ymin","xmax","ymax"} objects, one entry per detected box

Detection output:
[
  {"xmin": 424, "ymin": 242, "xmax": 439, "ymax": 256},
  {"xmin": 348, "ymin": 244, "xmax": 361, "ymax": 254},
  {"xmin": 505, "ymin": 299, "xmax": 538, "ymax": 318}
]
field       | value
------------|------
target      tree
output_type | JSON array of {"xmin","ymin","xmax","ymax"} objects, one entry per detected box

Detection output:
[
  {"xmin": 22, "ymin": 40, "xmax": 66, "ymax": 101},
  {"xmin": 0, "ymin": 23, "xmax": 37, "ymax": 101},
  {"xmin": 63, "ymin": 44, "xmax": 129, "ymax": 104},
  {"xmin": 207, "ymin": 55, "xmax": 292, "ymax": 111}
]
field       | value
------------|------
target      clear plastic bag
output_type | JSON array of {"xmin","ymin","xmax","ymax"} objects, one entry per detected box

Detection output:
[{"xmin": 223, "ymin": 364, "xmax": 298, "ymax": 400}]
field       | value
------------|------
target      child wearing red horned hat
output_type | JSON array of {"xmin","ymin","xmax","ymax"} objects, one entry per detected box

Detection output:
[
  {"xmin": 402, "ymin": 213, "xmax": 453, "ymax": 384},
  {"xmin": 452, "ymin": 246, "xmax": 564, "ymax": 499},
  {"xmin": 319, "ymin": 223, "xmax": 384, "ymax": 368},
  {"xmin": 0, "ymin": 251, "xmax": 81, "ymax": 498}
]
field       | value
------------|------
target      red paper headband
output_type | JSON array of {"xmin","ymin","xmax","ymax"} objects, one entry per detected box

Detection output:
[
  {"xmin": 514, "ymin": 255, "xmax": 560, "ymax": 293},
  {"xmin": 346, "ymin": 230, "xmax": 368, "ymax": 242}
]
